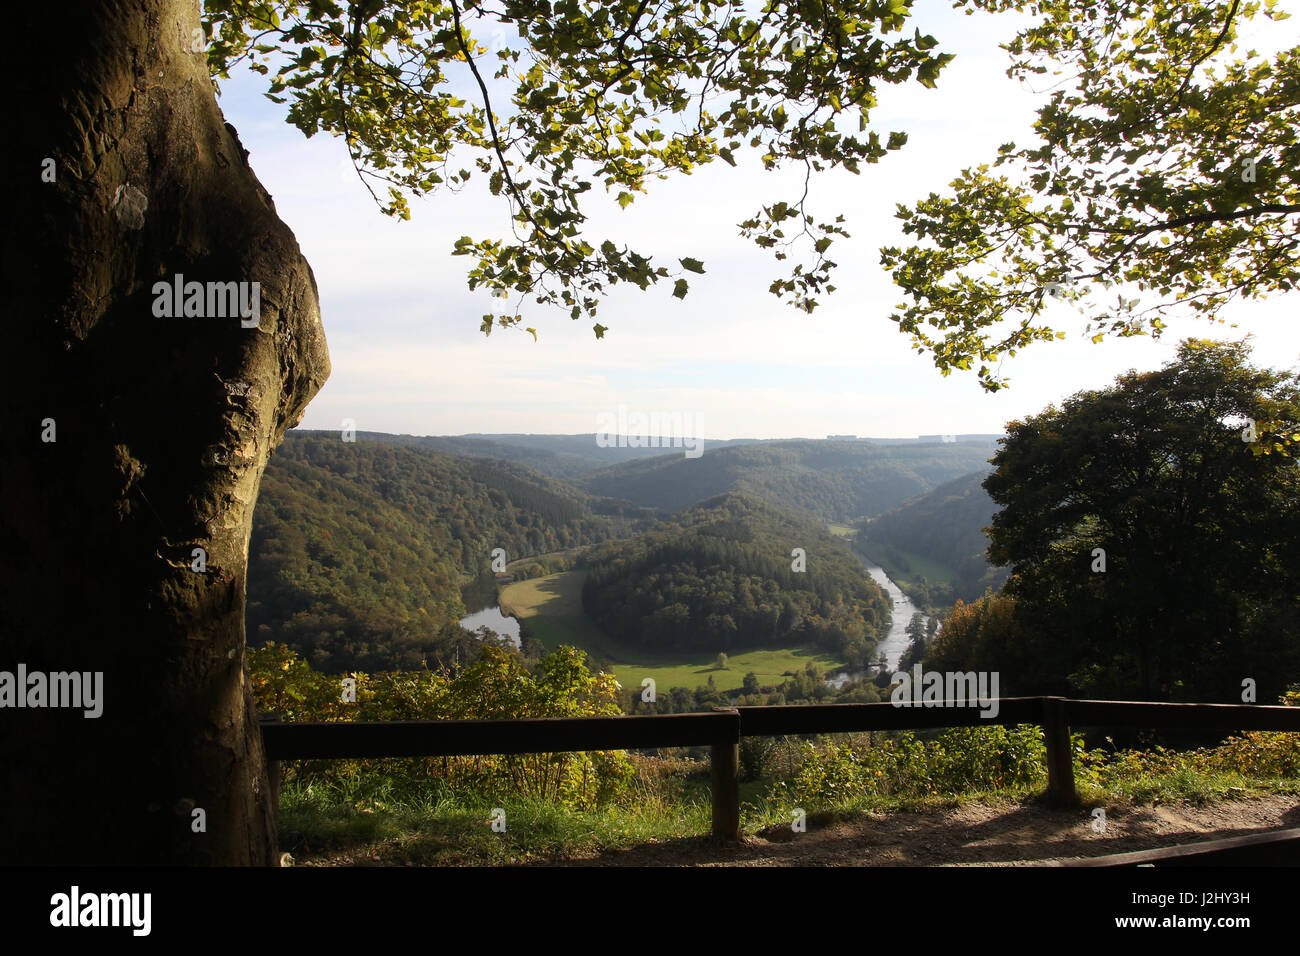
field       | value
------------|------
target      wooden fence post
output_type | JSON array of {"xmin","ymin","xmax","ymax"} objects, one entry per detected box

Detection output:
[
  {"xmin": 1041, "ymin": 697, "xmax": 1078, "ymax": 805},
  {"xmin": 711, "ymin": 708, "xmax": 741, "ymax": 842}
]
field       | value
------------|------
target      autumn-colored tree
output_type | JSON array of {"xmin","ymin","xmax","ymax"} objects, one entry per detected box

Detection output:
[{"xmin": 926, "ymin": 593, "xmax": 1036, "ymax": 689}]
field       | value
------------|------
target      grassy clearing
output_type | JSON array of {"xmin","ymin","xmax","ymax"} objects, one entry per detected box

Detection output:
[
  {"xmin": 498, "ymin": 569, "xmax": 587, "ymax": 617},
  {"xmin": 504, "ymin": 547, "xmax": 585, "ymax": 573},
  {"xmin": 854, "ymin": 540, "xmax": 956, "ymax": 589},
  {"xmin": 499, "ymin": 571, "xmax": 844, "ymax": 691}
]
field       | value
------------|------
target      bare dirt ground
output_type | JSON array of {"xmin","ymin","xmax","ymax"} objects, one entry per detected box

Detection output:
[
  {"xmin": 294, "ymin": 792, "xmax": 1300, "ymax": 866},
  {"xmin": 570, "ymin": 794, "xmax": 1300, "ymax": 866}
]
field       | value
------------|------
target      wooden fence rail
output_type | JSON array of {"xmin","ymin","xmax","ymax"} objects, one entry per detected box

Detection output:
[{"xmin": 258, "ymin": 698, "xmax": 1300, "ymax": 843}]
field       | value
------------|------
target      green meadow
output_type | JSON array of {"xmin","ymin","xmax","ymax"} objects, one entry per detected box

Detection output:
[
  {"xmin": 499, "ymin": 571, "xmax": 844, "ymax": 692},
  {"xmin": 853, "ymin": 540, "xmax": 956, "ymax": 590}
]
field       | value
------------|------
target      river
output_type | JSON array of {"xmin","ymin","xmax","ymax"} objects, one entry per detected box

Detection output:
[
  {"xmin": 824, "ymin": 551, "xmax": 935, "ymax": 689},
  {"xmin": 458, "ymin": 553, "xmax": 930, "ymax": 688},
  {"xmin": 458, "ymin": 605, "xmax": 521, "ymax": 648}
]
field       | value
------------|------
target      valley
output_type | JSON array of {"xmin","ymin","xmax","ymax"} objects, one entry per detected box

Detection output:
[
  {"xmin": 494, "ymin": 569, "xmax": 844, "ymax": 693},
  {"xmin": 250, "ymin": 429, "xmax": 1006, "ymax": 704},
  {"xmin": 246, "ymin": 363, "xmax": 1300, "ymax": 871}
]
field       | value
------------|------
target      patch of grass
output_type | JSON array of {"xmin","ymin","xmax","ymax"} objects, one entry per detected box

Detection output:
[
  {"xmin": 745, "ymin": 780, "xmax": 1041, "ymax": 832},
  {"xmin": 504, "ymin": 547, "xmax": 585, "ymax": 574},
  {"xmin": 501, "ymin": 571, "xmax": 844, "ymax": 692},
  {"xmin": 854, "ymin": 540, "xmax": 955, "ymax": 590},
  {"xmin": 499, "ymin": 570, "xmax": 587, "ymax": 617},
  {"xmin": 279, "ymin": 758, "xmax": 714, "ymax": 865},
  {"xmin": 1081, "ymin": 765, "xmax": 1298, "ymax": 808},
  {"xmin": 280, "ymin": 741, "xmax": 1300, "ymax": 865}
]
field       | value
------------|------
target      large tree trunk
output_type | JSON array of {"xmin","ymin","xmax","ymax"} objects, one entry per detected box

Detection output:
[{"xmin": 0, "ymin": 0, "xmax": 329, "ymax": 863}]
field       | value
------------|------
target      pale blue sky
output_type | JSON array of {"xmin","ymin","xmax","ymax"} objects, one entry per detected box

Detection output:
[{"xmin": 211, "ymin": 0, "xmax": 1300, "ymax": 439}]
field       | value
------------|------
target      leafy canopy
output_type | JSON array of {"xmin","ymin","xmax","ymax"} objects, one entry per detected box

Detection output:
[
  {"xmin": 202, "ymin": 0, "xmax": 953, "ymax": 337},
  {"xmin": 981, "ymin": 338, "xmax": 1300, "ymax": 699},
  {"xmin": 882, "ymin": 0, "xmax": 1299, "ymax": 389}
]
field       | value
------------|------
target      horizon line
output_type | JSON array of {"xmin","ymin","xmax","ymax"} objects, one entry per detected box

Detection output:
[{"xmin": 291, "ymin": 427, "xmax": 1007, "ymax": 443}]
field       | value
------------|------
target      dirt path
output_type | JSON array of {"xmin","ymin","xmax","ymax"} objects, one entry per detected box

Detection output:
[
  {"xmin": 294, "ymin": 792, "xmax": 1300, "ymax": 866},
  {"xmin": 546, "ymin": 793, "xmax": 1300, "ymax": 866}
]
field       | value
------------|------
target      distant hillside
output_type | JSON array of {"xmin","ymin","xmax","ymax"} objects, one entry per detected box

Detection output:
[
  {"xmin": 576, "ymin": 439, "xmax": 999, "ymax": 521},
  {"xmin": 305, "ymin": 430, "xmax": 1001, "ymax": 481},
  {"xmin": 338, "ymin": 431, "xmax": 761, "ymax": 479},
  {"xmin": 248, "ymin": 434, "xmax": 647, "ymax": 671},
  {"xmin": 857, "ymin": 470, "xmax": 1010, "ymax": 607},
  {"xmin": 581, "ymin": 492, "xmax": 888, "ymax": 669}
]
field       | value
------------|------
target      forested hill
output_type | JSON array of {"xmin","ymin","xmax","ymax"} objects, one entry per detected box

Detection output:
[
  {"xmin": 581, "ymin": 493, "xmax": 888, "ymax": 670},
  {"xmin": 857, "ymin": 470, "xmax": 1010, "ymax": 606},
  {"xmin": 348, "ymin": 430, "xmax": 760, "ymax": 479},
  {"xmin": 575, "ymin": 439, "xmax": 999, "ymax": 521},
  {"xmin": 248, "ymin": 433, "xmax": 647, "ymax": 671},
  {"xmin": 352, "ymin": 431, "xmax": 618, "ymax": 479}
]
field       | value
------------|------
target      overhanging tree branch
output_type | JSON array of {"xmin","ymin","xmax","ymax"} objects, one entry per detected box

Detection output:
[{"xmin": 448, "ymin": 0, "xmax": 561, "ymax": 243}]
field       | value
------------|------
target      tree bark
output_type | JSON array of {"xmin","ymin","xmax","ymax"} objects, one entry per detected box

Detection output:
[{"xmin": 0, "ymin": 0, "xmax": 329, "ymax": 863}]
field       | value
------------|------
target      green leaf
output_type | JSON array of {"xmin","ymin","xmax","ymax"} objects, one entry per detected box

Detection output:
[
  {"xmin": 680, "ymin": 257, "xmax": 706, "ymax": 274},
  {"xmin": 673, "ymin": 278, "xmax": 689, "ymax": 299}
]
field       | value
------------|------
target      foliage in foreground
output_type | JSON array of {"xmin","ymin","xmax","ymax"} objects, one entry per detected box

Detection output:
[
  {"xmin": 773, "ymin": 725, "xmax": 1049, "ymax": 808},
  {"xmin": 774, "ymin": 691, "xmax": 1300, "ymax": 814},
  {"xmin": 255, "ymin": 646, "xmax": 1298, "ymax": 861},
  {"xmin": 250, "ymin": 641, "xmax": 633, "ymax": 809},
  {"xmin": 1075, "ymin": 690, "xmax": 1300, "ymax": 804}
]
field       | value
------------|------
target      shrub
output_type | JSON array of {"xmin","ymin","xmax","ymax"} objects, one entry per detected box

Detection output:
[
  {"xmin": 772, "ymin": 724, "xmax": 1049, "ymax": 810},
  {"xmin": 249, "ymin": 642, "xmax": 633, "ymax": 810}
]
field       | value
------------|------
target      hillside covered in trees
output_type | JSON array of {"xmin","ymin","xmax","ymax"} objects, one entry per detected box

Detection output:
[
  {"xmin": 581, "ymin": 493, "xmax": 888, "ymax": 669},
  {"xmin": 248, "ymin": 433, "xmax": 649, "ymax": 671},
  {"xmin": 924, "ymin": 342, "xmax": 1300, "ymax": 703},
  {"xmin": 381, "ymin": 432, "xmax": 759, "ymax": 478},
  {"xmin": 577, "ymin": 439, "xmax": 997, "ymax": 521},
  {"xmin": 857, "ymin": 470, "xmax": 1010, "ymax": 607}
]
